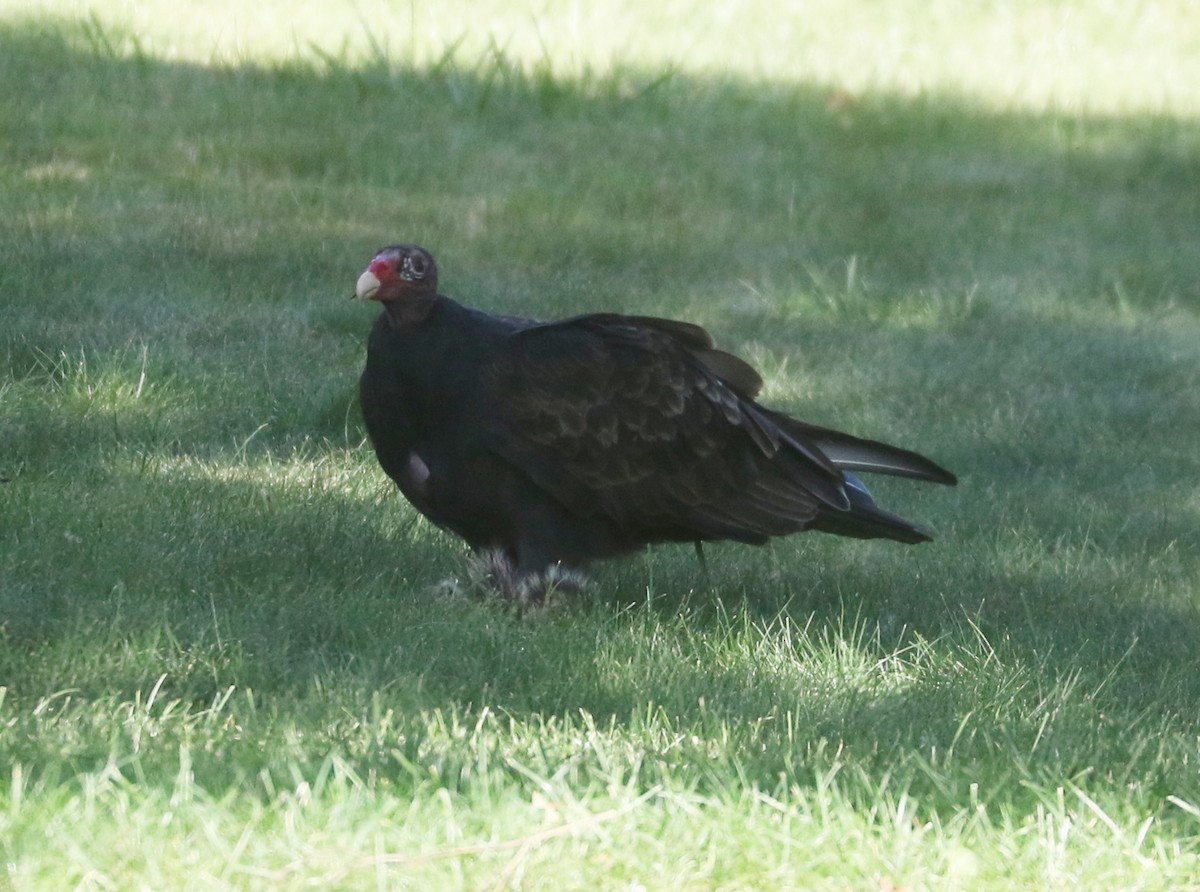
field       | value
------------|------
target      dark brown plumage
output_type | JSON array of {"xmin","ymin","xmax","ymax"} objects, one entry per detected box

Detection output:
[{"xmin": 354, "ymin": 244, "xmax": 956, "ymax": 601}]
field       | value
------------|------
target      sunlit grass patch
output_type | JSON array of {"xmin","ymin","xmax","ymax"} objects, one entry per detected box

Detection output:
[
  {"xmin": 14, "ymin": 0, "xmax": 1200, "ymax": 114},
  {"xmin": 3, "ymin": 610, "xmax": 1199, "ymax": 887}
]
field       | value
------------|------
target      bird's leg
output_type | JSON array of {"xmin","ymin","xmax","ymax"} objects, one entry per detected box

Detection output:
[
  {"xmin": 516, "ymin": 563, "xmax": 590, "ymax": 608},
  {"xmin": 462, "ymin": 548, "xmax": 588, "ymax": 609},
  {"xmin": 693, "ymin": 540, "xmax": 709, "ymax": 576},
  {"xmin": 465, "ymin": 548, "xmax": 523, "ymax": 598},
  {"xmin": 510, "ymin": 541, "xmax": 589, "ymax": 608}
]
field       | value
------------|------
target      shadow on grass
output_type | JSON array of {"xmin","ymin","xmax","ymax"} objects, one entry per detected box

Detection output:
[{"xmin": 3, "ymin": 16, "xmax": 1200, "ymax": 811}]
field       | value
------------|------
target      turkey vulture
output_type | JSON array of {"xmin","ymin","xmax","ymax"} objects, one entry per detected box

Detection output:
[{"xmin": 354, "ymin": 244, "xmax": 956, "ymax": 602}]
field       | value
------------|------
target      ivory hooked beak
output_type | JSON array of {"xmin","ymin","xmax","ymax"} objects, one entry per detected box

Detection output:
[{"xmin": 355, "ymin": 269, "xmax": 382, "ymax": 300}]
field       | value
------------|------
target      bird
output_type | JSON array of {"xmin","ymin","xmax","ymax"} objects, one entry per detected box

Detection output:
[{"xmin": 353, "ymin": 244, "xmax": 956, "ymax": 604}]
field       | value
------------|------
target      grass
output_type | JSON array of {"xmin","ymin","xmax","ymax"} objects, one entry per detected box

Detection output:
[{"xmin": 3, "ymin": 0, "xmax": 1200, "ymax": 887}]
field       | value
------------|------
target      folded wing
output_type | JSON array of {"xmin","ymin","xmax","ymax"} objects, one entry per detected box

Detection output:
[{"xmin": 477, "ymin": 314, "xmax": 953, "ymax": 549}]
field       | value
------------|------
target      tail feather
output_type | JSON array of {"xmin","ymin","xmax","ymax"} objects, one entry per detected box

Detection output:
[
  {"xmin": 773, "ymin": 414, "xmax": 957, "ymax": 485},
  {"xmin": 809, "ymin": 472, "xmax": 934, "ymax": 543}
]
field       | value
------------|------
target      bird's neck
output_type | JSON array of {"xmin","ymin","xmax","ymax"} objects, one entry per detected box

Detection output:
[{"xmin": 380, "ymin": 292, "xmax": 440, "ymax": 330}]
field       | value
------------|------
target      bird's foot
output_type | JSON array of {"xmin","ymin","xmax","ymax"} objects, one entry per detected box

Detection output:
[
  {"xmin": 519, "ymin": 563, "xmax": 590, "ymax": 609},
  {"xmin": 466, "ymin": 549, "xmax": 589, "ymax": 610}
]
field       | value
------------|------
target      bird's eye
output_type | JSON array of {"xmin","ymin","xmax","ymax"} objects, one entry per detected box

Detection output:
[{"xmin": 403, "ymin": 255, "xmax": 426, "ymax": 279}]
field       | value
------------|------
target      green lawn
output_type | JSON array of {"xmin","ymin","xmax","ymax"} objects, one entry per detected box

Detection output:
[{"xmin": 3, "ymin": 1, "xmax": 1200, "ymax": 887}]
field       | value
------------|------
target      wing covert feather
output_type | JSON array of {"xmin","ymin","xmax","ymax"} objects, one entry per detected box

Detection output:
[{"xmin": 479, "ymin": 315, "xmax": 847, "ymax": 540}]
